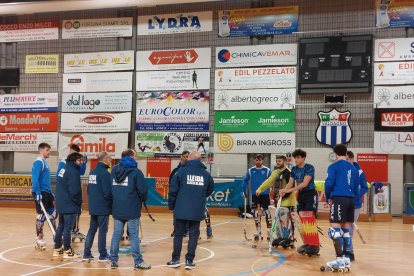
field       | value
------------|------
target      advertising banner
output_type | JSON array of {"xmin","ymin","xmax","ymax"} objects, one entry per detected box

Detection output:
[
  {"xmin": 62, "ymin": 92, "xmax": 132, "ymax": 113},
  {"xmin": 374, "ymin": 86, "xmax": 414, "ymax": 108},
  {"xmin": 63, "ymin": 72, "xmax": 133, "ymax": 92},
  {"xmin": 218, "ymin": 6, "xmax": 298, "ymax": 37},
  {"xmin": 215, "ymin": 89, "xmax": 296, "ymax": 111},
  {"xmin": 316, "ymin": 187, "xmax": 368, "ymax": 215},
  {"xmin": 0, "ymin": 93, "xmax": 58, "ymax": 113},
  {"xmin": 372, "ymin": 183, "xmax": 390, "ymax": 214},
  {"xmin": 62, "ymin": 17, "xmax": 133, "ymax": 39},
  {"xmin": 375, "ymin": 108, "xmax": 414, "ymax": 132},
  {"xmin": 25, "ymin": 55, "xmax": 59, "ymax": 73},
  {"xmin": 136, "ymin": 132, "xmax": 209, "ymax": 157},
  {"xmin": 136, "ymin": 91, "xmax": 209, "ymax": 131},
  {"xmin": 136, "ymin": 48, "xmax": 211, "ymax": 71},
  {"xmin": 0, "ymin": 21, "xmax": 58, "ymax": 43},
  {"xmin": 374, "ymin": 37, "xmax": 414, "ymax": 62},
  {"xmin": 58, "ymin": 133, "xmax": 128, "ymax": 159},
  {"xmin": 357, "ymin": 154, "xmax": 388, "ymax": 183},
  {"xmin": 376, "ymin": 0, "xmax": 414, "ymax": 28},
  {"xmin": 138, "ymin": 11, "xmax": 213, "ymax": 35},
  {"xmin": 60, "ymin": 112, "xmax": 131, "ymax": 132},
  {"xmin": 137, "ymin": 69, "xmax": 210, "ymax": 91},
  {"xmin": 0, "ymin": 113, "xmax": 58, "ymax": 132},
  {"xmin": 405, "ymin": 185, "xmax": 414, "ymax": 215},
  {"xmin": 215, "ymin": 110, "xmax": 295, "ymax": 132},
  {"xmin": 0, "ymin": 174, "xmax": 32, "ymax": 201},
  {"xmin": 146, "ymin": 158, "xmax": 171, "ymax": 203},
  {"xmin": 64, "ymin": 51, "xmax": 134, "ymax": 73},
  {"xmin": 0, "ymin": 132, "xmax": 58, "ymax": 152},
  {"xmin": 214, "ymin": 132, "xmax": 295, "ymax": 154},
  {"xmin": 215, "ymin": 67, "xmax": 296, "ymax": 90},
  {"xmin": 374, "ymin": 61, "xmax": 414, "ymax": 85},
  {"xmin": 374, "ymin": 132, "xmax": 414, "ymax": 154},
  {"xmin": 216, "ymin": 44, "xmax": 297, "ymax": 67}
]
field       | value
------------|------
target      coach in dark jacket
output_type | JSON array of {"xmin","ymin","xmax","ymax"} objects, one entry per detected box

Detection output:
[
  {"xmin": 167, "ymin": 151, "xmax": 214, "ymax": 269},
  {"xmin": 54, "ymin": 152, "xmax": 83, "ymax": 257},
  {"xmin": 83, "ymin": 151, "xmax": 112, "ymax": 261}
]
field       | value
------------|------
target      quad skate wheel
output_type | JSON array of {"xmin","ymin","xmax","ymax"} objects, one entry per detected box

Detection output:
[
  {"xmin": 338, "ymin": 268, "xmax": 344, "ymax": 273},
  {"xmin": 328, "ymin": 267, "xmax": 334, "ymax": 272},
  {"xmin": 320, "ymin": 266, "xmax": 325, "ymax": 271},
  {"xmin": 71, "ymin": 238, "xmax": 75, "ymax": 242},
  {"xmin": 251, "ymin": 244, "xmax": 257, "ymax": 248},
  {"xmin": 344, "ymin": 268, "xmax": 349, "ymax": 272}
]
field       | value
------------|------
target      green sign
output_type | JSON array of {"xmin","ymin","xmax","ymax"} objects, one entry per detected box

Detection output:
[{"xmin": 215, "ymin": 110, "xmax": 295, "ymax": 132}]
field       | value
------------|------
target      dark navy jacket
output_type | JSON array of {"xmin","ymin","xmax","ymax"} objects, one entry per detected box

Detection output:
[
  {"xmin": 56, "ymin": 161, "xmax": 82, "ymax": 214},
  {"xmin": 88, "ymin": 162, "xmax": 112, "ymax": 216},
  {"xmin": 111, "ymin": 157, "xmax": 148, "ymax": 221},
  {"xmin": 168, "ymin": 160, "xmax": 214, "ymax": 221}
]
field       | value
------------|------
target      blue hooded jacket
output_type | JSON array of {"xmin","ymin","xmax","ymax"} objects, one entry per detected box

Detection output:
[
  {"xmin": 325, "ymin": 159, "xmax": 359, "ymax": 202},
  {"xmin": 352, "ymin": 162, "xmax": 368, "ymax": 209},
  {"xmin": 88, "ymin": 162, "xmax": 112, "ymax": 216},
  {"xmin": 56, "ymin": 161, "xmax": 82, "ymax": 214},
  {"xmin": 111, "ymin": 157, "xmax": 148, "ymax": 221},
  {"xmin": 169, "ymin": 160, "xmax": 214, "ymax": 221}
]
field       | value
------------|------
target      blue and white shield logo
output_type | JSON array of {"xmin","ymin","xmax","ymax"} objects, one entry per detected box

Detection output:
[{"xmin": 315, "ymin": 109, "xmax": 352, "ymax": 148}]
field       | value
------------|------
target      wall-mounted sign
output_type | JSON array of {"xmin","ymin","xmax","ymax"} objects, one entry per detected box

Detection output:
[
  {"xmin": 138, "ymin": 11, "xmax": 213, "ymax": 35},
  {"xmin": 137, "ymin": 69, "xmax": 210, "ymax": 91},
  {"xmin": 0, "ymin": 132, "xmax": 58, "ymax": 152},
  {"xmin": 0, "ymin": 21, "xmax": 58, "ymax": 43},
  {"xmin": 374, "ymin": 37, "xmax": 414, "ymax": 62},
  {"xmin": 374, "ymin": 86, "xmax": 414, "ymax": 108},
  {"xmin": 315, "ymin": 109, "xmax": 352, "ymax": 148},
  {"xmin": 136, "ymin": 48, "xmax": 211, "ymax": 71},
  {"xmin": 215, "ymin": 67, "xmax": 296, "ymax": 90},
  {"xmin": 0, "ymin": 113, "xmax": 58, "ymax": 133},
  {"xmin": 0, "ymin": 93, "xmax": 58, "ymax": 113},
  {"xmin": 62, "ymin": 17, "xmax": 133, "ymax": 39},
  {"xmin": 218, "ymin": 6, "xmax": 298, "ymax": 37},
  {"xmin": 375, "ymin": 108, "xmax": 414, "ymax": 132},
  {"xmin": 62, "ymin": 92, "xmax": 132, "ymax": 113},
  {"xmin": 376, "ymin": 0, "xmax": 414, "ymax": 28},
  {"xmin": 214, "ymin": 89, "xmax": 296, "ymax": 111},
  {"xmin": 374, "ymin": 131, "xmax": 414, "ymax": 154},
  {"xmin": 25, "ymin": 55, "xmax": 59, "ymax": 74},
  {"xmin": 357, "ymin": 153, "xmax": 388, "ymax": 183},
  {"xmin": 60, "ymin": 112, "xmax": 131, "ymax": 133},
  {"xmin": 63, "ymin": 72, "xmax": 133, "ymax": 92},
  {"xmin": 374, "ymin": 61, "xmax": 414, "ymax": 85},
  {"xmin": 64, "ymin": 51, "xmax": 134, "ymax": 73}
]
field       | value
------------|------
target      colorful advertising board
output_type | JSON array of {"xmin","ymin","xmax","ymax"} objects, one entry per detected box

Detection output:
[
  {"xmin": 374, "ymin": 37, "xmax": 414, "ymax": 62},
  {"xmin": 376, "ymin": 0, "xmax": 414, "ymax": 28},
  {"xmin": 0, "ymin": 113, "xmax": 58, "ymax": 132},
  {"xmin": 374, "ymin": 86, "xmax": 414, "ymax": 108},
  {"xmin": 63, "ymin": 72, "xmax": 133, "ymax": 92},
  {"xmin": 25, "ymin": 55, "xmax": 59, "ymax": 74},
  {"xmin": 0, "ymin": 93, "xmax": 58, "ymax": 113},
  {"xmin": 0, "ymin": 132, "xmax": 58, "ymax": 152},
  {"xmin": 0, "ymin": 21, "xmax": 58, "ymax": 43},
  {"xmin": 357, "ymin": 154, "xmax": 388, "ymax": 183},
  {"xmin": 0, "ymin": 174, "xmax": 32, "ymax": 201},
  {"xmin": 64, "ymin": 51, "xmax": 134, "ymax": 73},
  {"xmin": 62, "ymin": 92, "xmax": 132, "ymax": 113},
  {"xmin": 374, "ymin": 61, "xmax": 414, "ymax": 85},
  {"xmin": 374, "ymin": 132, "xmax": 414, "ymax": 154},
  {"xmin": 375, "ymin": 108, "xmax": 414, "ymax": 132},
  {"xmin": 62, "ymin": 17, "xmax": 133, "ymax": 39},
  {"xmin": 60, "ymin": 112, "xmax": 131, "ymax": 133}
]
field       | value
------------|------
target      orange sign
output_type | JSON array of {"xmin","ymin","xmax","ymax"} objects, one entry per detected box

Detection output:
[
  {"xmin": 0, "ymin": 112, "xmax": 58, "ymax": 132},
  {"xmin": 146, "ymin": 158, "xmax": 171, "ymax": 200}
]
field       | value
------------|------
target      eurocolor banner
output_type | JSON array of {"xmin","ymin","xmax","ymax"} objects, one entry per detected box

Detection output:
[
  {"xmin": 0, "ymin": 93, "xmax": 58, "ymax": 113},
  {"xmin": 58, "ymin": 133, "xmax": 128, "ymax": 159},
  {"xmin": 138, "ymin": 11, "xmax": 213, "ymax": 35},
  {"xmin": 136, "ymin": 91, "xmax": 209, "ymax": 131},
  {"xmin": 214, "ymin": 132, "xmax": 295, "ymax": 154},
  {"xmin": 374, "ymin": 132, "xmax": 414, "ymax": 154},
  {"xmin": 215, "ymin": 67, "xmax": 296, "ymax": 90},
  {"xmin": 63, "ymin": 72, "xmax": 133, "ymax": 92},
  {"xmin": 218, "ymin": 6, "xmax": 298, "ymax": 37},
  {"xmin": 0, "ymin": 174, "xmax": 32, "ymax": 201},
  {"xmin": 374, "ymin": 61, "xmax": 414, "ymax": 85},
  {"xmin": 374, "ymin": 108, "xmax": 414, "ymax": 132},
  {"xmin": 214, "ymin": 110, "xmax": 295, "ymax": 132},
  {"xmin": 0, "ymin": 113, "xmax": 58, "ymax": 132},
  {"xmin": 216, "ymin": 44, "xmax": 297, "ymax": 67},
  {"xmin": 62, "ymin": 17, "xmax": 133, "ymax": 39},
  {"xmin": 374, "ymin": 86, "xmax": 414, "ymax": 108},
  {"xmin": 214, "ymin": 89, "xmax": 296, "ymax": 111},
  {"xmin": 0, "ymin": 132, "xmax": 58, "ymax": 152},
  {"xmin": 0, "ymin": 21, "xmax": 58, "ymax": 43},
  {"xmin": 376, "ymin": 0, "xmax": 414, "ymax": 28},
  {"xmin": 64, "ymin": 51, "xmax": 134, "ymax": 73},
  {"xmin": 136, "ymin": 132, "xmax": 209, "ymax": 157},
  {"xmin": 136, "ymin": 48, "xmax": 211, "ymax": 71},
  {"xmin": 25, "ymin": 55, "xmax": 59, "ymax": 73},
  {"xmin": 374, "ymin": 37, "xmax": 414, "ymax": 62},
  {"xmin": 62, "ymin": 92, "xmax": 132, "ymax": 113},
  {"xmin": 60, "ymin": 112, "xmax": 131, "ymax": 132},
  {"xmin": 137, "ymin": 69, "xmax": 210, "ymax": 91}
]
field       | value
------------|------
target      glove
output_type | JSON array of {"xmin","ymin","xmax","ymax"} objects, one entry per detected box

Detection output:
[{"xmin": 35, "ymin": 193, "xmax": 42, "ymax": 203}]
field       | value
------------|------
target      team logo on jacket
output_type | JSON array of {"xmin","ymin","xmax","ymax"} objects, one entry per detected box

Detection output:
[{"xmin": 315, "ymin": 109, "xmax": 352, "ymax": 148}]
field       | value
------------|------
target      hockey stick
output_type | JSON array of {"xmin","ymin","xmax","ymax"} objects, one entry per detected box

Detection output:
[
  {"xmin": 39, "ymin": 200, "xmax": 56, "ymax": 237},
  {"xmin": 243, "ymin": 196, "xmax": 252, "ymax": 242},
  {"xmin": 143, "ymin": 201, "xmax": 155, "ymax": 222},
  {"xmin": 354, "ymin": 223, "xmax": 367, "ymax": 244}
]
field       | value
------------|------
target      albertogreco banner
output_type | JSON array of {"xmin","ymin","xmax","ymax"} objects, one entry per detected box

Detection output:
[{"xmin": 214, "ymin": 110, "xmax": 295, "ymax": 132}]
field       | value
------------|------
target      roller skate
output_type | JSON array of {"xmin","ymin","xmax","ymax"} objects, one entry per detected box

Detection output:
[
  {"xmin": 297, "ymin": 244, "xmax": 308, "ymax": 254},
  {"xmin": 53, "ymin": 246, "xmax": 64, "ymax": 257},
  {"xmin": 35, "ymin": 237, "xmax": 46, "ymax": 251},
  {"xmin": 206, "ymin": 226, "xmax": 213, "ymax": 240},
  {"xmin": 266, "ymin": 229, "xmax": 271, "ymax": 241},
  {"xmin": 320, "ymin": 257, "xmax": 349, "ymax": 273},
  {"xmin": 252, "ymin": 233, "xmax": 262, "ymax": 248},
  {"xmin": 271, "ymin": 237, "xmax": 284, "ymax": 248},
  {"xmin": 71, "ymin": 230, "xmax": 86, "ymax": 242},
  {"xmin": 279, "ymin": 238, "xmax": 296, "ymax": 249},
  {"xmin": 304, "ymin": 245, "xmax": 320, "ymax": 257}
]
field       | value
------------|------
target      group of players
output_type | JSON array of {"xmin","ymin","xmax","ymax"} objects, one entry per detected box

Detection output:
[{"xmin": 243, "ymin": 145, "xmax": 367, "ymax": 272}]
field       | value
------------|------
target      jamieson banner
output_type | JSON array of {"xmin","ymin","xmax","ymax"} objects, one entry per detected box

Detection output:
[{"xmin": 214, "ymin": 110, "xmax": 295, "ymax": 132}]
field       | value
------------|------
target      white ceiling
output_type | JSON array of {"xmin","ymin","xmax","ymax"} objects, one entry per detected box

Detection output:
[{"xmin": 0, "ymin": 0, "xmax": 223, "ymax": 15}]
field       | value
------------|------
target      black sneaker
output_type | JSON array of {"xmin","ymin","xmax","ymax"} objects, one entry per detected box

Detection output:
[
  {"xmin": 82, "ymin": 253, "xmax": 94, "ymax": 261},
  {"xmin": 185, "ymin": 260, "xmax": 196, "ymax": 270},
  {"xmin": 134, "ymin": 261, "xmax": 151, "ymax": 270},
  {"xmin": 110, "ymin": 261, "xmax": 118, "ymax": 269},
  {"xmin": 166, "ymin": 260, "xmax": 180, "ymax": 268}
]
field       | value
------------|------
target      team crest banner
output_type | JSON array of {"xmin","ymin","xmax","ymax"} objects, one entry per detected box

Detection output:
[{"xmin": 315, "ymin": 109, "xmax": 352, "ymax": 147}]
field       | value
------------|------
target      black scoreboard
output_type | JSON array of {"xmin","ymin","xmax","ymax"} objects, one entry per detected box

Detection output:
[{"xmin": 298, "ymin": 35, "xmax": 372, "ymax": 94}]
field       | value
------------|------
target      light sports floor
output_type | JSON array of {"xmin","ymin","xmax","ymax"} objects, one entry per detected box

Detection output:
[{"xmin": 0, "ymin": 208, "xmax": 412, "ymax": 275}]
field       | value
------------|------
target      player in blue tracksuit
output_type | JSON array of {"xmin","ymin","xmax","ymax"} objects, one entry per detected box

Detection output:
[
  {"xmin": 346, "ymin": 151, "xmax": 368, "ymax": 261},
  {"xmin": 242, "ymin": 154, "xmax": 272, "ymax": 240},
  {"xmin": 54, "ymin": 152, "xmax": 83, "ymax": 259},
  {"xmin": 83, "ymin": 151, "xmax": 113, "ymax": 262},
  {"xmin": 31, "ymin": 142, "xmax": 57, "ymax": 250},
  {"xmin": 324, "ymin": 144, "xmax": 359, "ymax": 271},
  {"xmin": 109, "ymin": 149, "xmax": 151, "ymax": 270},
  {"xmin": 167, "ymin": 151, "xmax": 214, "ymax": 270}
]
